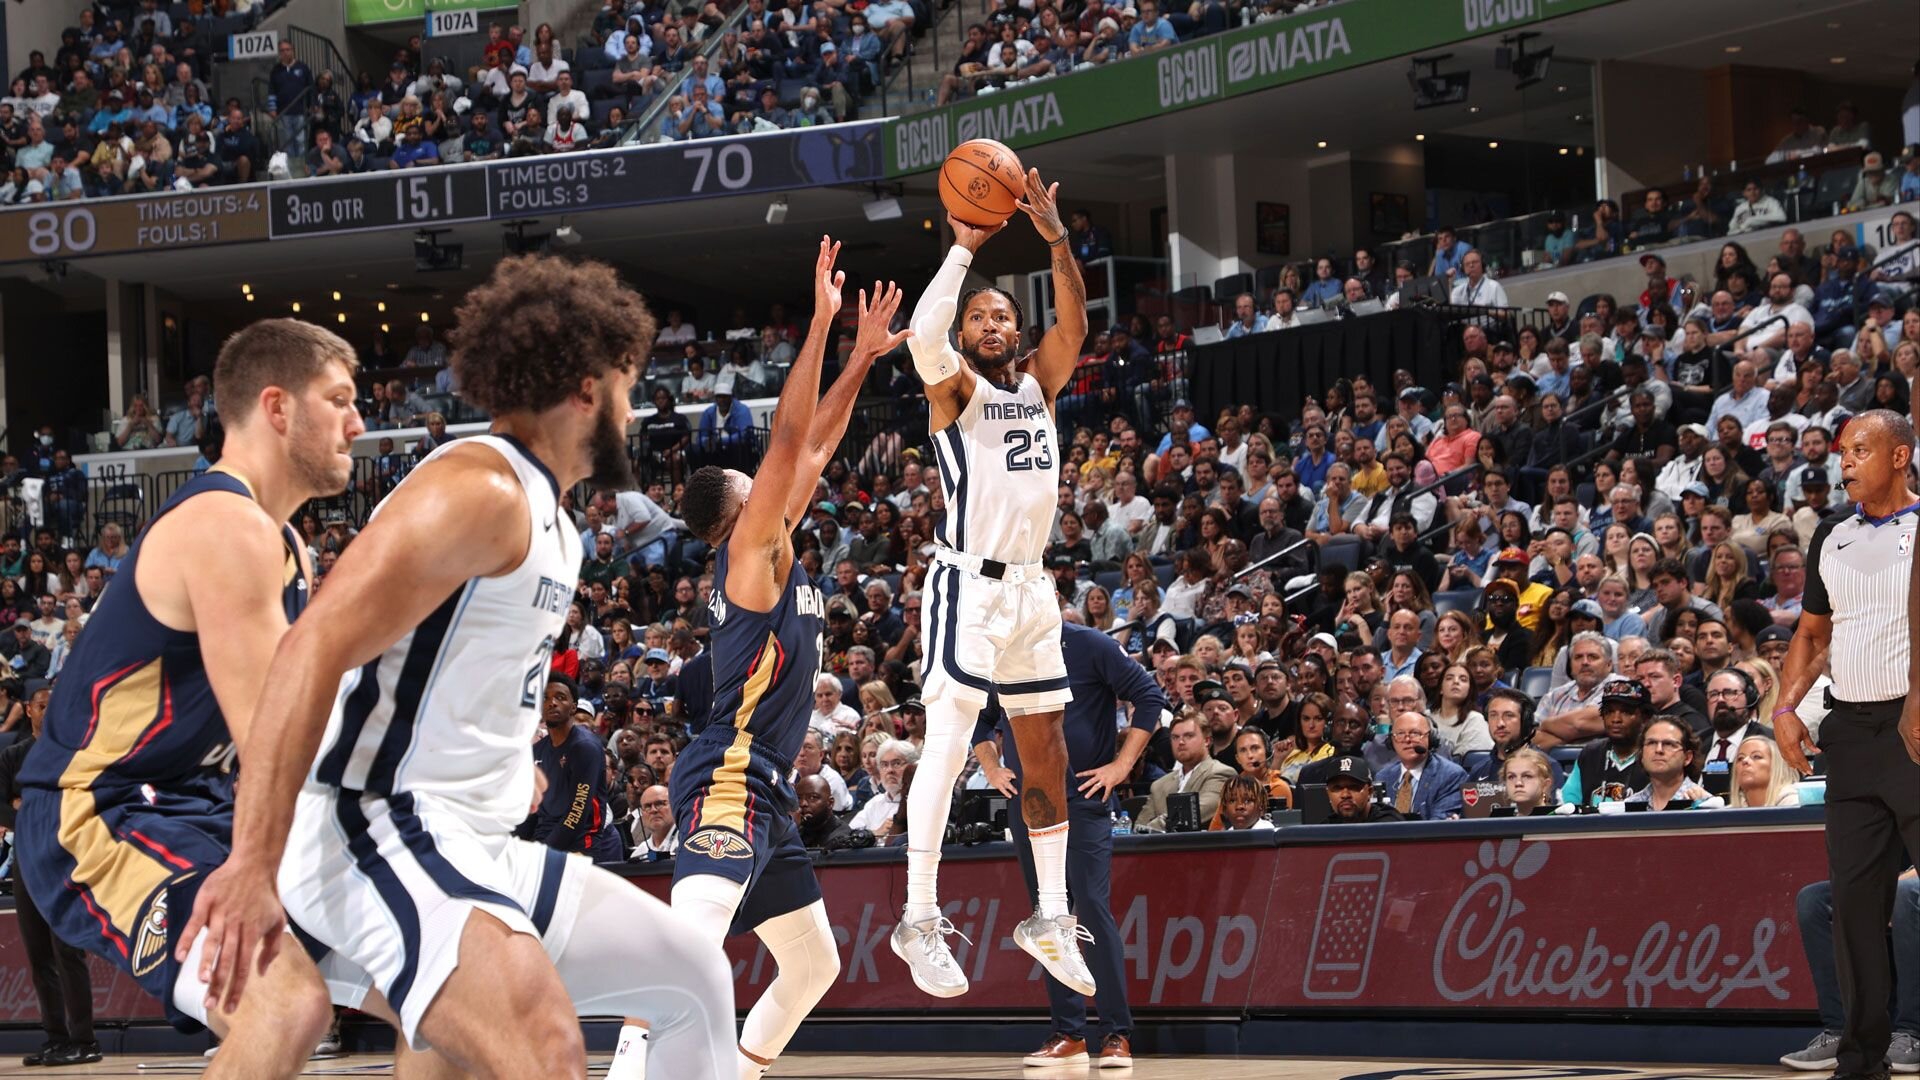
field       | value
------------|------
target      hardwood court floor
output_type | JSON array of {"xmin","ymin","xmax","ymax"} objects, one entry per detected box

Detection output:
[{"xmin": 0, "ymin": 1053, "xmax": 1787, "ymax": 1078}]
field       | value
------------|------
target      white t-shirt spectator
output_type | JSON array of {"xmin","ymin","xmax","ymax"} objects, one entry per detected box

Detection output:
[
  {"xmin": 613, "ymin": 490, "xmax": 682, "ymax": 550},
  {"xmin": 548, "ymin": 89, "xmax": 590, "ymax": 124},
  {"xmin": 658, "ymin": 322, "xmax": 698, "ymax": 345},
  {"xmin": 681, "ymin": 369, "xmax": 716, "ymax": 400},
  {"xmin": 1267, "ymin": 312, "xmax": 1302, "ymax": 331},
  {"xmin": 1450, "ymin": 275, "xmax": 1509, "ymax": 308},
  {"xmin": 546, "ymin": 121, "xmax": 588, "ymax": 152},
  {"xmin": 850, "ymin": 789, "xmax": 901, "ymax": 831},
  {"xmin": 987, "ymin": 39, "xmax": 1037, "ymax": 70},
  {"xmin": 809, "ymin": 702, "xmax": 861, "ymax": 737},
  {"xmin": 1106, "ymin": 494, "xmax": 1153, "ymax": 535},
  {"xmin": 528, "ymin": 56, "xmax": 571, "ymax": 86}
]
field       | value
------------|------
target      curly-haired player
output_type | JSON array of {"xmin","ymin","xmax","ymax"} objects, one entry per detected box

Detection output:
[{"xmin": 176, "ymin": 255, "xmax": 738, "ymax": 1080}]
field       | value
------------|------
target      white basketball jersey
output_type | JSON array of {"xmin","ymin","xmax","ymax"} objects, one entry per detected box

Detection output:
[
  {"xmin": 930, "ymin": 371, "xmax": 1058, "ymax": 566},
  {"xmin": 308, "ymin": 434, "xmax": 580, "ymax": 833}
]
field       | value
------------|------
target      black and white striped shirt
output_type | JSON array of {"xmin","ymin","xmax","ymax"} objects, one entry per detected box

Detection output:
[{"xmin": 1803, "ymin": 501, "xmax": 1920, "ymax": 703}]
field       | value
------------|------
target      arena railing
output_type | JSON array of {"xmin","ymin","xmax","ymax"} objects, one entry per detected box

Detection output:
[{"xmin": 624, "ymin": 2, "xmax": 756, "ymax": 146}]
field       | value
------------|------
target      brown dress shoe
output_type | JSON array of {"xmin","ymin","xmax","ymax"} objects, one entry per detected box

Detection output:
[
  {"xmin": 1097, "ymin": 1034, "xmax": 1133, "ymax": 1067},
  {"xmin": 1023, "ymin": 1034, "xmax": 1089, "ymax": 1067}
]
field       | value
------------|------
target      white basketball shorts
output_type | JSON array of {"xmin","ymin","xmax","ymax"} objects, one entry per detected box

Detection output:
[
  {"xmin": 278, "ymin": 786, "xmax": 588, "ymax": 1049},
  {"xmin": 920, "ymin": 556, "xmax": 1070, "ymax": 715}
]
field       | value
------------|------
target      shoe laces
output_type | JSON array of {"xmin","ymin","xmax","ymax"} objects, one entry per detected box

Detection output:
[
  {"xmin": 918, "ymin": 917, "xmax": 972, "ymax": 969},
  {"xmin": 1055, "ymin": 916, "xmax": 1095, "ymax": 948}
]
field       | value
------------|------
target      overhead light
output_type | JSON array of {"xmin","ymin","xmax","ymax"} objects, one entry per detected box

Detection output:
[
  {"xmin": 921, "ymin": 218, "xmax": 935, "ymax": 231},
  {"xmin": 420, "ymin": 312, "xmax": 430, "ymax": 322},
  {"xmin": 1469, "ymin": 106, "xmax": 1480, "ymax": 113},
  {"xmin": 246, "ymin": 293, "xmax": 255, "ymax": 302},
  {"xmin": 291, "ymin": 301, "xmax": 301, "ymax": 313},
  {"xmin": 1407, "ymin": 54, "xmax": 1470, "ymax": 110},
  {"xmin": 377, "ymin": 301, "xmax": 386, "ymax": 312},
  {"xmin": 1316, "ymin": 140, "xmax": 1328, "ymax": 148},
  {"xmin": 1555, "ymin": 85, "xmax": 1567, "ymax": 92},
  {"xmin": 1724, "ymin": 45, "xmax": 1741, "ymax": 53},
  {"xmin": 1826, "ymin": 21, "xmax": 1841, "ymax": 28},
  {"xmin": 1488, "ymin": 141, "xmax": 1500, "ymax": 149},
  {"xmin": 331, "ymin": 290, "xmax": 341, "ymax": 301},
  {"xmin": 765, "ymin": 197, "xmax": 789, "ymax": 226},
  {"xmin": 1830, "ymin": 56, "xmax": 1846, "ymax": 64},
  {"xmin": 863, "ymin": 196, "xmax": 903, "ymax": 223},
  {"xmin": 1415, "ymin": 133, "xmax": 1426, "ymax": 141},
  {"xmin": 381, "ymin": 323, "xmax": 390, "ymax": 333},
  {"xmin": 1558, "ymin": 147, "xmax": 1569, "ymax": 155},
  {"xmin": 336, "ymin": 313, "xmax": 346, "ymax": 324},
  {"xmin": 240, "ymin": 283, "xmax": 251, "ymax": 293}
]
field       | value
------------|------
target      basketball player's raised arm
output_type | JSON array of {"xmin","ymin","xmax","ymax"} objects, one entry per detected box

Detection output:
[
  {"xmin": 1014, "ymin": 169, "xmax": 1087, "ymax": 402},
  {"xmin": 729, "ymin": 240, "xmax": 844, "ymax": 607},
  {"xmin": 176, "ymin": 452, "xmax": 534, "ymax": 1009},
  {"xmin": 783, "ymin": 283, "xmax": 913, "ymax": 529},
  {"xmin": 911, "ymin": 217, "xmax": 999, "ymax": 422}
]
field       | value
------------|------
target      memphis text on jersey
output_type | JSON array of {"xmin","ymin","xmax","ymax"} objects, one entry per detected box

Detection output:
[
  {"xmin": 532, "ymin": 576, "xmax": 571, "ymax": 616},
  {"xmin": 983, "ymin": 401, "xmax": 1049, "ymax": 422}
]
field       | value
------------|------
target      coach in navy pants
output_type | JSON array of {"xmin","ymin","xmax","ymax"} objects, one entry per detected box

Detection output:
[{"xmin": 973, "ymin": 621, "xmax": 1165, "ymax": 1067}]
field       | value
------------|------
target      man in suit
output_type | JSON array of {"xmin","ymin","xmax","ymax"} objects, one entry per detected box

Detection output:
[
  {"xmin": 1698, "ymin": 666, "xmax": 1773, "ymax": 770},
  {"xmin": 973, "ymin": 620, "xmax": 1164, "ymax": 1068},
  {"xmin": 1136, "ymin": 713, "xmax": 1234, "ymax": 832},
  {"xmin": 1375, "ymin": 711, "xmax": 1467, "ymax": 820}
]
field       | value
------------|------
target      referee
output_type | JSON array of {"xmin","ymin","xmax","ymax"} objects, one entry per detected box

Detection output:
[
  {"xmin": 1777, "ymin": 406, "xmax": 1920, "ymax": 1080},
  {"xmin": 972, "ymin": 621, "xmax": 1165, "ymax": 1069}
]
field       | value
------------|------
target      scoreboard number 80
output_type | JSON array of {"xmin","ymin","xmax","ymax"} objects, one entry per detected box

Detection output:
[{"xmin": 25, "ymin": 207, "xmax": 97, "ymax": 257}]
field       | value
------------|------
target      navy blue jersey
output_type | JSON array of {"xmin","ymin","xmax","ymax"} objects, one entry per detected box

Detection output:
[
  {"xmin": 703, "ymin": 545, "xmax": 824, "ymax": 769},
  {"xmin": 13, "ymin": 468, "xmax": 305, "ymax": 1023},
  {"xmin": 531, "ymin": 722, "xmax": 621, "ymax": 861},
  {"xmin": 22, "ymin": 468, "xmax": 306, "ymax": 800}
]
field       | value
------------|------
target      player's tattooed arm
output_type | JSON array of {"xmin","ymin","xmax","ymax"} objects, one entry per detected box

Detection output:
[{"xmin": 1017, "ymin": 168, "xmax": 1087, "ymax": 402}]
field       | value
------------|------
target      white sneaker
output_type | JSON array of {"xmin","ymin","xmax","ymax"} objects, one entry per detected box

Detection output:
[
  {"xmin": 1013, "ymin": 910, "xmax": 1096, "ymax": 996},
  {"xmin": 890, "ymin": 915, "xmax": 970, "ymax": 998},
  {"xmin": 1779, "ymin": 1030, "xmax": 1840, "ymax": 1071}
]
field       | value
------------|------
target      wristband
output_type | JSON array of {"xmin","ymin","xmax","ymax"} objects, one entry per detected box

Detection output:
[
  {"xmin": 1046, "ymin": 234, "xmax": 1069, "ymax": 247},
  {"xmin": 1771, "ymin": 706, "xmax": 1796, "ymax": 719}
]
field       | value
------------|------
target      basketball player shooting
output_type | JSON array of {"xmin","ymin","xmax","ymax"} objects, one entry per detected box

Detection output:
[{"xmin": 893, "ymin": 167, "xmax": 1096, "ymax": 999}]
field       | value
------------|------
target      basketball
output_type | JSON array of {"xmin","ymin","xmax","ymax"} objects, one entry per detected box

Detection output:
[{"xmin": 939, "ymin": 139, "xmax": 1025, "ymax": 228}]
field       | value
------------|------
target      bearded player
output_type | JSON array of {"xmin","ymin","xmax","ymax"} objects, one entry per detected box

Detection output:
[{"xmin": 892, "ymin": 167, "xmax": 1097, "ymax": 998}]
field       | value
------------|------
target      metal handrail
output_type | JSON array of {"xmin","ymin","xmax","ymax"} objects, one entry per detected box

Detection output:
[
  {"xmin": 626, "ymin": 3, "xmax": 754, "ymax": 144},
  {"xmin": 1237, "ymin": 535, "xmax": 1310, "ymax": 580},
  {"xmin": 289, "ymin": 23, "xmax": 354, "ymax": 95}
]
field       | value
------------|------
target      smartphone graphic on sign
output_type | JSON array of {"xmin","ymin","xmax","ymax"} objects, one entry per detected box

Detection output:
[{"xmin": 1302, "ymin": 852, "xmax": 1390, "ymax": 1000}]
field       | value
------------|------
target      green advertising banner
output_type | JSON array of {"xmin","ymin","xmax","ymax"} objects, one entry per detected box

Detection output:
[
  {"xmin": 885, "ymin": 0, "xmax": 1622, "ymax": 177},
  {"xmin": 345, "ymin": 0, "xmax": 515, "ymax": 27}
]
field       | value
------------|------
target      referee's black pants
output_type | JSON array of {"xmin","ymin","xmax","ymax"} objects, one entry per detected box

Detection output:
[
  {"xmin": 11, "ymin": 862, "xmax": 95, "ymax": 1047},
  {"xmin": 1823, "ymin": 696, "xmax": 1920, "ymax": 1074},
  {"xmin": 1009, "ymin": 795, "xmax": 1134, "ymax": 1042}
]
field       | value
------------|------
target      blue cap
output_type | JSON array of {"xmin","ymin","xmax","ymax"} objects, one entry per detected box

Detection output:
[{"xmin": 643, "ymin": 648, "xmax": 671, "ymax": 664}]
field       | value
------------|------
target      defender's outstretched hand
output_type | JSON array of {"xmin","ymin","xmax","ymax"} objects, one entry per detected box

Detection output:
[
  {"xmin": 1015, "ymin": 168, "xmax": 1066, "ymax": 244},
  {"xmin": 852, "ymin": 280, "xmax": 913, "ymax": 360},
  {"xmin": 813, "ymin": 235, "xmax": 846, "ymax": 320}
]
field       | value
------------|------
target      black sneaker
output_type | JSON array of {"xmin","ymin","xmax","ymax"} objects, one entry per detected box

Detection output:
[
  {"xmin": 21, "ymin": 1041, "xmax": 63, "ymax": 1066},
  {"xmin": 44, "ymin": 1040, "xmax": 101, "ymax": 1067}
]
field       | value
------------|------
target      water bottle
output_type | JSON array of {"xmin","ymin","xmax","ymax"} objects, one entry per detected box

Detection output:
[
  {"xmin": 1112, "ymin": 810, "xmax": 1132, "ymax": 836},
  {"xmin": 1796, "ymin": 162, "xmax": 1810, "ymax": 192}
]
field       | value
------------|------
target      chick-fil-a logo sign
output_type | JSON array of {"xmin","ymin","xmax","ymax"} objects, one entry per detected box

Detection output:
[{"xmin": 1431, "ymin": 838, "xmax": 1795, "ymax": 1007}]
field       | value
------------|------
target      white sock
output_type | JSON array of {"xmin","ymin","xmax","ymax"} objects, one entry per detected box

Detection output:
[
  {"xmin": 606, "ymin": 1024, "xmax": 650, "ymax": 1080},
  {"xmin": 903, "ymin": 697, "xmax": 974, "ymax": 923},
  {"xmin": 738, "ymin": 1047, "xmax": 771, "ymax": 1080},
  {"xmin": 1030, "ymin": 822, "xmax": 1070, "ymax": 918}
]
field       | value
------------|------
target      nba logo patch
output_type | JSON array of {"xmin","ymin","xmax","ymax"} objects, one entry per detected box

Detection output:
[
  {"xmin": 132, "ymin": 891, "xmax": 169, "ymax": 977},
  {"xmin": 1902, "ymin": 531, "xmax": 1914, "ymax": 557}
]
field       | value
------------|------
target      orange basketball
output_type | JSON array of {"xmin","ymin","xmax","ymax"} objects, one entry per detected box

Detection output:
[{"xmin": 939, "ymin": 139, "xmax": 1025, "ymax": 228}]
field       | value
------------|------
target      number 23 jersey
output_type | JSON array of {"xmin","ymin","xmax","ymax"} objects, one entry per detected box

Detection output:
[{"xmin": 928, "ymin": 370, "xmax": 1058, "ymax": 566}]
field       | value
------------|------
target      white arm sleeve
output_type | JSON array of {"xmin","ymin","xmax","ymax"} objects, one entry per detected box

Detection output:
[{"xmin": 909, "ymin": 245, "xmax": 971, "ymax": 385}]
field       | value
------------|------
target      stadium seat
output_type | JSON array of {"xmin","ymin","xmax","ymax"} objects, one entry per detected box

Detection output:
[
  {"xmin": 1547, "ymin": 745, "xmax": 1582, "ymax": 769},
  {"xmin": 1153, "ymin": 561, "xmax": 1175, "ymax": 587},
  {"xmin": 1318, "ymin": 536, "xmax": 1365, "ymax": 577},
  {"xmin": 580, "ymin": 68, "xmax": 614, "ymax": 97},
  {"xmin": 1813, "ymin": 167, "xmax": 1858, "ymax": 217},
  {"xmin": 1431, "ymin": 589, "xmax": 1480, "ymax": 616},
  {"xmin": 1093, "ymin": 570, "xmax": 1122, "ymax": 592},
  {"xmin": 1460, "ymin": 751, "xmax": 1492, "ymax": 777},
  {"xmin": 1211, "ymin": 272, "xmax": 1252, "ymax": 306},
  {"xmin": 1518, "ymin": 666, "xmax": 1553, "ymax": 700},
  {"xmin": 1253, "ymin": 264, "xmax": 1285, "ymax": 304}
]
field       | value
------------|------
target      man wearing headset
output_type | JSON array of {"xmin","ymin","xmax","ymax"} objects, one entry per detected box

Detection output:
[
  {"xmin": 1374, "ymin": 711, "xmax": 1467, "ymax": 820},
  {"xmin": 1700, "ymin": 667, "xmax": 1774, "ymax": 769},
  {"xmin": 1468, "ymin": 688, "xmax": 1564, "ymax": 788}
]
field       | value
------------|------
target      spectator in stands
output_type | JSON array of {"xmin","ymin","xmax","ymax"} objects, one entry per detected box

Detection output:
[
  {"xmin": 849, "ymin": 738, "xmax": 916, "ymax": 835},
  {"xmin": 1572, "ymin": 199, "xmax": 1619, "ymax": 263},
  {"xmin": 1429, "ymin": 226, "xmax": 1471, "ymax": 280},
  {"xmin": 1448, "ymin": 251, "xmax": 1508, "ymax": 308},
  {"xmin": 1735, "ymin": 273, "xmax": 1812, "ymax": 365},
  {"xmin": 1729, "ymin": 180, "xmax": 1788, "ymax": 234},
  {"xmin": 1768, "ymin": 106, "xmax": 1827, "ymax": 161},
  {"xmin": 1299, "ymin": 258, "xmax": 1341, "ymax": 307},
  {"xmin": 1709, "ymin": 360, "xmax": 1769, "ymax": 431},
  {"xmin": 1266, "ymin": 288, "xmax": 1301, "ymax": 331},
  {"xmin": 1324, "ymin": 753, "xmax": 1403, "ymax": 823},
  {"xmin": 1224, "ymin": 293, "xmax": 1263, "ymax": 339},
  {"xmin": 267, "ymin": 40, "xmax": 312, "ymax": 157},
  {"xmin": 1534, "ymin": 631, "xmax": 1611, "ymax": 746},
  {"xmin": 1136, "ymin": 713, "xmax": 1232, "ymax": 832},
  {"xmin": 1626, "ymin": 188, "xmax": 1672, "ymax": 245},
  {"xmin": 1626, "ymin": 718, "xmax": 1720, "ymax": 809},
  {"xmin": 1851, "ymin": 151, "xmax": 1900, "ymax": 209}
]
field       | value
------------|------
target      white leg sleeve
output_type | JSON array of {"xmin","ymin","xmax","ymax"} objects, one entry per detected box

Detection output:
[
  {"xmin": 551, "ymin": 868, "xmax": 737, "ymax": 1080},
  {"xmin": 738, "ymin": 901, "xmax": 839, "ymax": 1065},
  {"xmin": 904, "ymin": 695, "xmax": 974, "ymax": 921}
]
